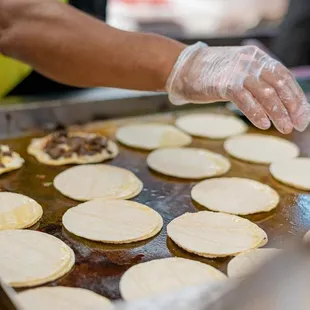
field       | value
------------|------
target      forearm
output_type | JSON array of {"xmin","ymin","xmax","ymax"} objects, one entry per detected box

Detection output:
[{"xmin": 0, "ymin": 0, "xmax": 186, "ymax": 90}]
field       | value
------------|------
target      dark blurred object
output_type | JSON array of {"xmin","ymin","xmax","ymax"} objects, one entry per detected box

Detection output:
[
  {"xmin": 8, "ymin": 0, "xmax": 108, "ymax": 97},
  {"xmin": 139, "ymin": 21, "xmax": 185, "ymax": 38},
  {"xmin": 0, "ymin": 280, "xmax": 19, "ymax": 310},
  {"xmin": 272, "ymin": 0, "xmax": 310, "ymax": 67},
  {"xmin": 70, "ymin": 0, "xmax": 107, "ymax": 20}
]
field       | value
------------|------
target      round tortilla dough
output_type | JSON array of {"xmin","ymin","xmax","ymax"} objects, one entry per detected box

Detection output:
[
  {"xmin": 63, "ymin": 199, "xmax": 163, "ymax": 243},
  {"xmin": 224, "ymin": 134, "xmax": 299, "ymax": 164},
  {"xmin": 116, "ymin": 124, "xmax": 192, "ymax": 150},
  {"xmin": 227, "ymin": 248, "xmax": 281, "ymax": 278},
  {"xmin": 17, "ymin": 287, "xmax": 112, "ymax": 310},
  {"xmin": 0, "ymin": 192, "xmax": 43, "ymax": 230},
  {"xmin": 0, "ymin": 145, "xmax": 24, "ymax": 175},
  {"xmin": 270, "ymin": 158, "xmax": 310, "ymax": 190},
  {"xmin": 54, "ymin": 164, "xmax": 143, "ymax": 201},
  {"xmin": 147, "ymin": 148, "xmax": 231, "ymax": 179},
  {"xmin": 120, "ymin": 257, "xmax": 227, "ymax": 301},
  {"xmin": 175, "ymin": 113, "xmax": 248, "ymax": 139},
  {"xmin": 0, "ymin": 230, "xmax": 75, "ymax": 287},
  {"xmin": 191, "ymin": 178, "xmax": 279, "ymax": 215},
  {"xmin": 167, "ymin": 211, "xmax": 268, "ymax": 258},
  {"xmin": 28, "ymin": 132, "xmax": 119, "ymax": 166}
]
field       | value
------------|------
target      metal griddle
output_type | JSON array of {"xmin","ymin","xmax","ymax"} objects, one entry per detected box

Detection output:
[{"xmin": 1, "ymin": 98, "xmax": 310, "ymax": 301}]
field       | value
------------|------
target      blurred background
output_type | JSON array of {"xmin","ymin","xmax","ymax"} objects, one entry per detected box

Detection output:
[
  {"xmin": 107, "ymin": 0, "xmax": 288, "ymax": 38},
  {"xmin": 4, "ymin": 0, "xmax": 310, "ymax": 104}
]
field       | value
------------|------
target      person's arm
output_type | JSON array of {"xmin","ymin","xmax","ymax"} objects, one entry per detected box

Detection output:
[
  {"xmin": 0, "ymin": 0, "xmax": 185, "ymax": 91},
  {"xmin": 1, "ymin": 0, "xmax": 309, "ymax": 134}
]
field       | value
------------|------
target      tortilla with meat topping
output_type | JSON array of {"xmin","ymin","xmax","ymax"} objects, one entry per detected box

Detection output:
[
  {"xmin": 0, "ymin": 145, "xmax": 24, "ymax": 175},
  {"xmin": 28, "ymin": 131, "xmax": 119, "ymax": 166}
]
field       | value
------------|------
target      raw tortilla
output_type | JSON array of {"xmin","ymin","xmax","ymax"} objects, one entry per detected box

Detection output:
[
  {"xmin": 17, "ymin": 287, "xmax": 112, "ymax": 310},
  {"xmin": 28, "ymin": 132, "xmax": 119, "ymax": 166},
  {"xmin": 0, "ymin": 230, "xmax": 75, "ymax": 287},
  {"xmin": 270, "ymin": 158, "xmax": 310, "ymax": 190},
  {"xmin": 0, "ymin": 145, "xmax": 24, "ymax": 175},
  {"xmin": 120, "ymin": 257, "xmax": 227, "ymax": 301},
  {"xmin": 147, "ymin": 147, "xmax": 231, "ymax": 179},
  {"xmin": 176, "ymin": 113, "xmax": 248, "ymax": 139},
  {"xmin": 227, "ymin": 248, "xmax": 281, "ymax": 278},
  {"xmin": 116, "ymin": 124, "xmax": 192, "ymax": 150},
  {"xmin": 224, "ymin": 134, "xmax": 299, "ymax": 164},
  {"xmin": 167, "ymin": 211, "xmax": 267, "ymax": 258},
  {"xmin": 63, "ymin": 199, "xmax": 163, "ymax": 243},
  {"xmin": 191, "ymin": 178, "xmax": 279, "ymax": 215},
  {"xmin": 0, "ymin": 192, "xmax": 43, "ymax": 230},
  {"xmin": 54, "ymin": 164, "xmax": 143, "ymax": 201}
]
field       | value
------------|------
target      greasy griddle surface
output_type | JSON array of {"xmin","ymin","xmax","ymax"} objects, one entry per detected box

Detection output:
[{"xmin": 2, "ymin": 108, "xmax": 310, "ymax": 300}]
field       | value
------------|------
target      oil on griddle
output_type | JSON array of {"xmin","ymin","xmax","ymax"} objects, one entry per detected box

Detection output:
[{"xmin": 1, "ymin": 110, "xmax": 310, "ymax": 300}]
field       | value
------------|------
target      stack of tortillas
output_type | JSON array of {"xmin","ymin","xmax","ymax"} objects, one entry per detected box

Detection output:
[
  {"xmin": 54, "ymin": 164, "xmax": 143, "ymax": 201},
  {"xmin": 0, "ymin": 230, "xmax": 75, "ymax": 287},
  {"xmin": 191, "ymin": 178, "xmax": 279, "ymax": 215},
  {"xmin": 167, "ymin": 211, "xmax": 267, "ymax": 258},
  {"xmin": 147, "ymin": 147, "xmax": 230, "ymax": 179},
  {"xmin": 116, "ymin": 123, "xmax": 192, "ymax": 150},
  {"xmin": 120, "ymin": 257, "xmax": 226, "ymax": 300},
  {"xmin": 63, "ymin": 199, "xmax": 163, "ymax": 243},
  {"xmin": 176, "ymin": 113, "xmax": 248, "ymax": 139},
  {"xmin": 18, "ymin": 287, "xmax": 112, "ymax": 310},
  {"xmin": 0, "ymin": 192, "xmax": 43, "ymax": 230},
  {"xmin": 224, "ymin": 134, "xmax": 299, "ymax": 164}
]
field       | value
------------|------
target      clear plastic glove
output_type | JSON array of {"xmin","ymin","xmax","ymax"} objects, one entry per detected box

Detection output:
[{"xmin": 166, "ymin": 42, "xmax": 310, "ymax": 133}]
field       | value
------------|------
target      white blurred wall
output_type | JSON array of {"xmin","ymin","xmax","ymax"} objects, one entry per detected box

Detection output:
[{"xmin": 107, "ymin": 0, "xmax": 289, "ymax": 36}]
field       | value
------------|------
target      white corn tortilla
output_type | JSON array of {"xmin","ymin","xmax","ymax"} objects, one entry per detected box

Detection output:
[
  {"xmin": 147, "ymin": 147, "xmax": 230, "ymax": 179},
  {"xmin": 120, "ymin": 257, "xmax": 227, "ymax": 301},
  {"xmin": 0, "ymin": 145, "xmax": 24, "ymax": 175},
  {"xmin": 176, "ymin": 113, "xmax": 248, "ymax": 139},
  {"xmin": 0, "ymin": 192, "xmax": 43, "ymax": 230},
  {"xmin": 116, "ymin": 124, "xmax": 192, "ymax": 150},
  {"xmin": 63, "ymin": 199, "xmax": 163, "ymax": 243},
  {"xmin": 28, "ymin": 132, "xmax": 119, "ymax": 166},
  {"xmin": 18, "ymin": 287, "xmax": 112, "ymax": 310},
  {"xmin": 224, "ymin": 134, "xmax": 299, "ymax": 164},
  {"xmin": 227, "ymin": 248, "xmax": 281, "ymax": 278},
  {"xmin": 0, "ymin": 230, "xmax": 75, "ymax": 287},
  {"xmin": 167, "ymin": 211, "xmax": 268, "ymax": 258},
  {"xmin": 191, "ymin": 178, "xmax": 279, "ymax": 215},
  {"xmin": 270, "ymin": 158, "xmax": 310, "ymax": 190},
  {"xmin": 54, "ymin": 164, "xmax": 143, "ymax": 201}
]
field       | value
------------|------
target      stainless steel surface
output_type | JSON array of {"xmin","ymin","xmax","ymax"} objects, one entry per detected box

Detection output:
[
  {"xmin": 1, "ymin": 88, "xmax": 160, "ymax": 105},
  {"xmin": 0, "ymin": 95, "xmax": 203, "ymax": 139}
]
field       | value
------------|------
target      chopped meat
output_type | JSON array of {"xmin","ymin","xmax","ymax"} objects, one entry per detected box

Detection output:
[
  {"xmin": 46, "ymin": 147, "xmax": 65, "ymax": 160},
  {"xmin": 2, "ymin": 151, "xmax": 12, "ymax": 157},
  {"xmin": 0, "ymin": 145, "xmax": 13, "ymax": 167},
  {"xmin": 43, "ymin": 131, "xmax": 112, "ymax": 159}
]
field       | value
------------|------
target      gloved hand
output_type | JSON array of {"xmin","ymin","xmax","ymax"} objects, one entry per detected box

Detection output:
[{"xmin": 166, "ymin": 42, "xmax": 310, "ymax": 134}]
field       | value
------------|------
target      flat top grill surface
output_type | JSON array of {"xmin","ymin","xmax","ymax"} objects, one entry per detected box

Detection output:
[{"xmin": 2, "ymin": 108, "xmax": 310, "ymax": 300}]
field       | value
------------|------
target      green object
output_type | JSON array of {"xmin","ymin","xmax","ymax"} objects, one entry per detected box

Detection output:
[{"xmin": 0, "ymin": 0, "xmax": 69, "ymax": 98}]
